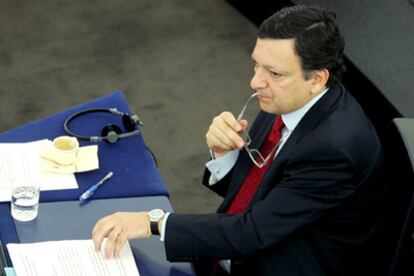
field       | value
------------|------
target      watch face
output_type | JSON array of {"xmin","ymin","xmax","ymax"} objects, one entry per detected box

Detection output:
[{"xmin": 149, "ymin": 209, "xmax": 164, "ymax": 221}]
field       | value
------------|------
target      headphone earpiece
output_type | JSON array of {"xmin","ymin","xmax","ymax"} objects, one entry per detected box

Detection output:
[
  {"xmin": 122, "ymin": 114, "xmax": 136, "ymax": 132},
  {"xmin": 101, "ymin": 124, "xmax": 123, "ymax": 144}
]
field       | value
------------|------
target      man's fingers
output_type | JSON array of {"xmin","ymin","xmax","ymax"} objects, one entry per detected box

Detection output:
[
  {"xmin": 207, "ymin": 132, "xmax": 231, "ymax": 151},
  {"xmin": 114, "ymin": 233, "xmax": 128, "ymax": 257},
  {"xmin": 92, "ymin": 221, "xmax": 107, "ymax": 251},
  {"xmin": 220, "ymin": 112, "xmax": 242, "ymax": 132},
  {"xmin": 91, "ymin": 212, "xmax": 152, "ymax": 259},
  {"xmin": 209, "ymin": 124, "xmax": 238, "ymax": 149},
  {"xmin": 104, "ymin": 238, "xmax": 115, "ymax": 259},
  {"xmin": 104, "ymin": 227, "xmax": 122, "ymax": 259},
  {"xmin": 215, "ymin": 121, "xmax": 245, "ymax": 148},
  {"xmin": 239, "ymin": 119, "xmax": 249, "ymax": 131},
  {"xmin": 208, "ymin": 113, "xmax": 246, "ymax": 150},
  {"xmin": 92, "ymin": 216, "xmax": 116, "ymax": 252}
]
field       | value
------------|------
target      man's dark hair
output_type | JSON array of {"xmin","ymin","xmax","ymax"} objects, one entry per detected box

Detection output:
[{"xmin": 258, "ymin": 5, "xmax": 346, "ymax": 87}]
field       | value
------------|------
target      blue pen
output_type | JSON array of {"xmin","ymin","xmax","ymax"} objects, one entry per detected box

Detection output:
[{"xmin": 79, "ymin": 172, "xmax": 113, "ymax": 202}]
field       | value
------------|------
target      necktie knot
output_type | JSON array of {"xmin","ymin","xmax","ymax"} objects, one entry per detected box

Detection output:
[{"xmin": 268, "ymin": 116, "xmax": 285, "ymax": 144}]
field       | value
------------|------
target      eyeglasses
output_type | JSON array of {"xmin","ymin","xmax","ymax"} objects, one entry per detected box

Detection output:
[{"xmin": 237, "ymin": 93, "xmax": 281, "ymax": 168}]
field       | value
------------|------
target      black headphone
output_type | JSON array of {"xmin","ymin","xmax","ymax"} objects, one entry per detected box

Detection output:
[{"xmin": 64, "ymin": 108, "xmax": 143, "ymax": 144}]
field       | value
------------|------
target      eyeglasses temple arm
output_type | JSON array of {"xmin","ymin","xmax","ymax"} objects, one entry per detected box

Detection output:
[{"xmin": 237, "ymin": 92, "xmax": 258, "ymax": 121}]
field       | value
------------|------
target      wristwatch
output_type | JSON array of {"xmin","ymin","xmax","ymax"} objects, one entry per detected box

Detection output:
[{"xmin": 148, "ymin": 209, "xmax": 165, "ymax": 235}]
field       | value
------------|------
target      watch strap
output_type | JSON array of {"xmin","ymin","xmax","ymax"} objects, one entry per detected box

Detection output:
[{"xmin": 151, "ymin": 221, "xmax": 160, "ymax": 235}]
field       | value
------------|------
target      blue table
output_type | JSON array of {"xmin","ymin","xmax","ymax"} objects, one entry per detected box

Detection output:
[
  {"xmin": 0, "ymin": 92, "xmax": 194, "ymax": 275},
  {"xmin": 0, "ymin": 91, "xmax": 168, "ymax": 202},
  {"xmin": 15, "ymin": 196, "xmax": 194, "ymax": 276}
]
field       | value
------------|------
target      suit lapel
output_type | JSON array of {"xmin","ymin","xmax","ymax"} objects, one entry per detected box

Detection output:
[
  {"xmin": 250, "ymin": 84, "xmax": 345, "ymax": 204},
  {"xmin": 285, "ymin": 85, "xmax": 342, "ymax": 148}
]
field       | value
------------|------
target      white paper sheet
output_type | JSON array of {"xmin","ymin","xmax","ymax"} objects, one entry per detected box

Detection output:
[
  {"xmin": 7, "ymin": 239, "xmax": 140, "ymax": 276},
  {"xmin": 0, "ymin": 140, "xmax": 78, "ymax": 202}
]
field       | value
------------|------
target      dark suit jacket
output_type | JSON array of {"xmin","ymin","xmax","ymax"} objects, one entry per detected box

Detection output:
[{"xmin": 164, "ymin": 84, "xmax": 384, "ymax": 275}]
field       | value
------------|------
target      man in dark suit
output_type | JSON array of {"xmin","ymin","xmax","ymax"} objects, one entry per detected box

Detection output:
[{"xmin": 92, "ymin": 5, "xmax": 384, "ymax": 275}]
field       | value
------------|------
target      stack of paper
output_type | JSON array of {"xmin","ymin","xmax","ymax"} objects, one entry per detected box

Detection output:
[
  {"xmin": 7, "ymin": 239, "xmax": 140, "ymax": 276},
  {"xmin": 0, "ymin": 140, "xmax": 77, "ymax": 202}
]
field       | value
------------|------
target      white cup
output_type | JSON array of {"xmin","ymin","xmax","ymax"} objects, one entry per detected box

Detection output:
[
  {"xmin": 11, "ymin": 180, "xmax": 40, "ymax": 222},
  {"xmin": 51, "ymin": 136, "xmax": 79, "ymax": 165}
]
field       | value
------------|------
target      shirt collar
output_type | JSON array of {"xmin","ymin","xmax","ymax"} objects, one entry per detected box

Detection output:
[{"xmin": 281, "ymin": 87, "xmax": 329, "ymax": 132}]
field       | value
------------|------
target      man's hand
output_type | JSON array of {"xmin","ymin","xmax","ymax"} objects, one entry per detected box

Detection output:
[
  {"xmin": 92, "ymin": 212, "xmax": 151, "ymax": 259},
  {"xmin": 206, "ymin": 112, "xmax": 248, "ymax": 158}
]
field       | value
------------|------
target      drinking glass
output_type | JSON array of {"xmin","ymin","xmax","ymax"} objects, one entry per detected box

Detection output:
[{"xmin": 11, "ymin": 180, "xmax": 40, "ymax": 222}]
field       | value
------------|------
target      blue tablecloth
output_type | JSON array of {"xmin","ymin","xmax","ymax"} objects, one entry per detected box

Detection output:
[
  {"xmin": 0, "ymin": 91, "xmax": 168, "ymax": 201},
  {"xmin": 0, "ymin": 91, "xmax": 169, "ymax": 248}
]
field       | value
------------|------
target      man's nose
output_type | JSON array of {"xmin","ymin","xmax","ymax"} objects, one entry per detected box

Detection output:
[{"xmin": 250, "ymin": 69, "xmax": 267, "ymax": 90}]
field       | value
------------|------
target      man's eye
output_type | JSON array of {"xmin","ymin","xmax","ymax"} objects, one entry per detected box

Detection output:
[{"xmin": 270, "ymin": 71, "xmax": 281, "ymax": 77}]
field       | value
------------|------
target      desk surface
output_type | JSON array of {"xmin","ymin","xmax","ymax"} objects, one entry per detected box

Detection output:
[{"xmin": 13, "ymin": 196, "xmax": 194, "ymax": 276}]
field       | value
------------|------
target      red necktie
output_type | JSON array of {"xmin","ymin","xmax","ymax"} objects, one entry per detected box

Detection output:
[
  {"xmin": 227, "ymin": 116, "xmax": 285, "ymax": 214},
  {"xmin": 209, "ymin": 117, "xmax": 285, "ymax": 276}
]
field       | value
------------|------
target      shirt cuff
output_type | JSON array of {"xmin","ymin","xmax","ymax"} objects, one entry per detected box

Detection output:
[
  {"xmin": 159, "ymin": 212, "xmax": 171, "ymax": 242},
  {"xmin": 220, "ymin": 260, "xmax": 231, "ymax": 273},
  {"xmin": 206, "ymin": 150, "xmax": 239, "ymax": 185}
]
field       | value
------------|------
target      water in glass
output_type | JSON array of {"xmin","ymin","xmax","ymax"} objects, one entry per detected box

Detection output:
[{"xmin": 11, "ymin": 186, "xmax": 39, "ymax": 222}]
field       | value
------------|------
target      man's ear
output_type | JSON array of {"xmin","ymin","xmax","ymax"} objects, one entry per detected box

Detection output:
[{"xmin": 310, "ymin": 68, "xmax": 329, "ymax": 95}]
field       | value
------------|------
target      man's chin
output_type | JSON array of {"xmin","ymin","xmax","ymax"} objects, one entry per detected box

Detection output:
[{"xmin": 259, "ymin": 103, "xmax": 279, "ymax": 115}]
